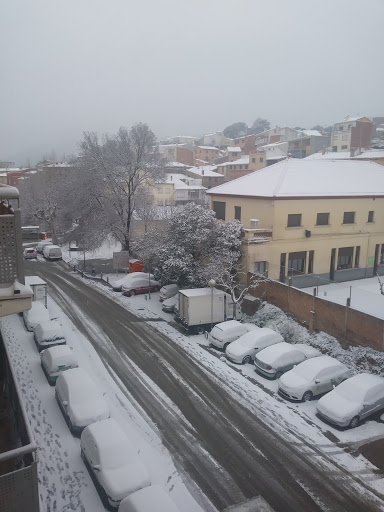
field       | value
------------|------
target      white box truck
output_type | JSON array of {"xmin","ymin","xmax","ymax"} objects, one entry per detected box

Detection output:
[
  {"xmin": 24, "ymin": 276, "xmax": 48, "ymax": 308},
  {"xmin": 176, "ymin": 288, "xmax": 239, "ymax": 334}
]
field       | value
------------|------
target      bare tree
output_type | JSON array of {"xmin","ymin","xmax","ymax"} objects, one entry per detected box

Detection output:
[{"xmin": 76, "ymin": 124, "xmax": 165, "ymax": 252}]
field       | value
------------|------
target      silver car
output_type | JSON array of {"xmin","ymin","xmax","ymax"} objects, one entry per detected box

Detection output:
[{"xmin": 317, "ymin": 373, "xmax": 384, "ymax": 428}]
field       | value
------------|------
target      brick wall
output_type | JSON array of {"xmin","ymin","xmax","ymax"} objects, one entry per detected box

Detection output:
[{"xmin": 248, "ymin": 274, "xmax": 384, "ymax": 352}]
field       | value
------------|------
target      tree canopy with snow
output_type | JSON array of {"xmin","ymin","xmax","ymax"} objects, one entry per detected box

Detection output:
[
  {"xmin": 248, "ymin": 118, "xmax": 271, "ymax": 134},
  {"xmin": 133, "ymin": 203, "xmax": 243, "ymax": 288},
  {"xmin": 74, "ymin": 124, "xmax": 165, "ymax": 252},
  {"xmin": 223, "ymin": 122, "xmax": 248, "ymax": 139}
]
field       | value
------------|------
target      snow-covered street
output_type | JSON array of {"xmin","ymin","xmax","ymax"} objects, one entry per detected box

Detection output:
[{"xmin": 3, "ymin": 260, "xmax": 384, "ymax": 511}]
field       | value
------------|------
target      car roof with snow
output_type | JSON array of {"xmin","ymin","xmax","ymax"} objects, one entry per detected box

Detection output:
[
  {"xmin": 34, "ymin": 320, "xmax": 65, "ymax": 340},
  {"xmin": 256, "ymin": 341, "xmax": 303, "ymax": 362},
  {"xmin": 27, "ymin": 301, "xmax": 49, "ymax": 317},
  {"xmin": 293, "ymin": 355, "xmax": 345, "ymax": 374},
  {"xmin": 213, "ymin": 320, "xmax": 243, "ymax": 332},
  {"xmin": 118, "ymin": 485, "xmax": 180, "ymax": 512},
  {"xmin": 42, "ymin": 345, "xmax": 76, "ymax": 369}
]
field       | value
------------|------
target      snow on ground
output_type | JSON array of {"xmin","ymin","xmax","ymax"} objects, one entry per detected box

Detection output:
[
  {"xmin": 80, "ymin": 278, "xmax": 384, "ymax": 490},
  {"xmin": 303, "ymin": 276, "xmax": 384, "ymax": 320},
  {"xmin": 4, "ymin": 265, "xmax": 384, "ymax": 511},
  {"xmin": 0, "ymin": 298, "xmax": 206, "ymax": 512},
  {"xmin": 62, "ymin": 238, "xmax": 122, "ymax": 265}
]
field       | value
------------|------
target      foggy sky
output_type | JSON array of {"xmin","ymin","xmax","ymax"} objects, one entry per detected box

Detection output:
[{"xmin": 1, "ymin": 0, "xmax": 383, "ymax": 165}]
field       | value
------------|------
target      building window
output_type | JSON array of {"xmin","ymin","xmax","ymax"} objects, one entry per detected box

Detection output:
[
  {"xmin": 342, "ymin": 135, "xmax": 348, "ymax": 141},
  {"xmin": 337, "ymin": 247, "xmax": 353, "ymax": 269},
  {"xmin": 252, "ymin": 158, "xmax": 256, "ymax": 163},
  {"xmin": 229, "ymin": 165, "xmax": 232, "ymax": 169},
  {"xmin": 234, "ymin": 206, "xmax": 241, "ymax": 221},
  {"xmin": 287, "ymin": 213, "xmax": 302, "ymax": 227},
  {"xmin": 308, "ymin": 250, "xmax": 314, "ymax": 274},
  {"xmin": 166, "ymin": 188, "xmax": 171, "ymax": 193},
  {"xmin": 333, "ymin": 135, "xmax": 338, "ymax": 140},
  {"xmin": 245, "ymin": 165, "xmax": 248, "ymax": 169},
  {"xmin": 213, "ymin": 201, "xmax": 226, "ymax": 220},
  {"xmin": 239, "ymin": 165, "xmax": 242, "ymax": 170},
  {"xmin": 368, "ymin": 211, "xmax": 374, "ymax": 223},
  {"xmin": 157, "ymin": 187, "xmax": 163, "ymax": 193},
  {"xmin": 341, "ymin": 145, "xmax": 348, "ymax": 149},
  {"xmin": 355, "ymin": 246, "xmax": 360, "ymax": 267},
  {"xmin": 288, "ymin": 251, "xmax": 306, "ymax": 275},
  {"xmin": 381, "ymin": 245, "xmax": 384, "ymax": 264},
  {"xmin": 332, "ymin": 146, "xmax": 337, "ymax": 152},
  {"xmin": 343, "ymin": 211, "xmax": 355, "ymax": 224},
  {"xmin": 260, "ymin": 157, "xmax": 264, "ymax": 163},
  {"xmin": 316, "ymin": 213, "xmax": 329, "ymax": 225},
  {"xmin": 254, "ymin": 261, "xmax": 267, "ymax": 276}
]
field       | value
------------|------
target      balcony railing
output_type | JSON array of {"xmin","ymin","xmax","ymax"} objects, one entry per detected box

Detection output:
[{"xmin": 242, "ymin": 228, "xmax": 272, "ymax": 243}]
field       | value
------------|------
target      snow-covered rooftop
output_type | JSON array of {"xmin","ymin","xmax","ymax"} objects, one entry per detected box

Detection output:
[
  {"xmin": 227, "ymin": 147, "xmax": 241, "ymax": 152},
  {"xmin": 0, "ymin": 183, "xmax": 19, "ymax": 199},
  {"xmin": 186, "ymin": 165, "xmax": 222, "ymax": 177},
  {"xmin": 217, "ymin": 156, "xmax": 250, "ymax": 167},
  {"xmin": 162, "ymin": 174, "xmax": 206, "ymax": 190},
  {"xmin": 299, "ymin": 130, "xmax": 323, "ymax": 137},
  {"xmin": 207, "ymin": 158, "xmax": 384, "ymax": 198},
  {"xmin": 306, "ymin": 149, "xmax": 384, "ymax": 161},
  {"xmin": 196, "ymin": 146, "xmax": 219, "ymax": 151}
]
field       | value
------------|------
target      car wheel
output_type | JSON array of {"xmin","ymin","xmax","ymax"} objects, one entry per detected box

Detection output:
[
  {"xmin": 130, "ymin": 290, "xmax": 136, "ymax": 296},
  {"xmin": 223, "ymin": 343, "xmax": 230, "ymax": 351},
  {"xmin": 242, "ymin": 355, "xmax": 252, "ymax": 365},
  {"xmin": 349, "ymin": 416, "xmax": 360, "ymax": 429},
  {"xmin": 275, "ymin": 371, "xmax": 283, "ymax": 380},
  {"xmin": 153, "ymin": 286, "xmax": 160, "ymax": 292},
  {"xmin": 302, "ymin": 391, "xmax": 313, "ymax": 402},
  {"xmin": 195, "ymin": 325, "xmax": 205, "ymax": 335}
]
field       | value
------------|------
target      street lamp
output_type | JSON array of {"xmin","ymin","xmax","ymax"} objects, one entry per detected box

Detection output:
[{"xmin": 208, "ymin": 279, "xmax": 216, "ymax": 332}]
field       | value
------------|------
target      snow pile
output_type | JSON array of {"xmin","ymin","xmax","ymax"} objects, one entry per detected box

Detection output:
[{"xmin": 246, "ymin": 302, "xmax": 384, "ymax": 377}]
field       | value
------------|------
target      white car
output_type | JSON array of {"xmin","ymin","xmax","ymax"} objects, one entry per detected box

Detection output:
[
  {"xmin": 162, "ymin": 295, "xmax": 178, "ymax": 313},
  {"xmin": 34, "ymin": 319, "xmax": 66, "ymax": 352},
  {"xmin": 317, "ymin": 373, "xmax": 384, "ymax": 428},
  {"xmin": 278, "ymin": 355, "xmax": 350, "ymax": 402},
  {"xmin": 40, "ymin": 345, "xmax": 78, "ymax": 385},
  {"xmin": 81, "ymin": 418, "xmax": 150, "ymax": 508},
  {"xmin": 112, "ymin": 273, "xmax": 155, "ymax": 292},
  {"xmin": 23, "ymin": 247, "xmax": 37, "ymax": 259},
  {"xmin": 36, "ymin": 240, "xmax": 53, "ymax": 254},
  {"xmin": 55, "ymin": 368, "xmax": 110, "ymax": 435},
  {"xmin": 159, "ymin": 284, "xmax": 179, "ymax": 302},
  {"xmin": 208, "ymin": 320, "xmax": 258, "ymax": 350},
  {"xmin": 118, "ymin": 485, "xmax": 180, "ymax": 512},
  {"xmin": 43, "ymin": 244, "xmax": 62, "ymax": 260},
  {"xmin": 23, "ymin": 301, "xmax": 50, "ymax": 331},
  {"xmin": 225, "ymin": 327, "xmax": 282, "ymax": 365},
  {"xmin": 254, "ymin": 342, "xmax": 321, "ymax": 379}
]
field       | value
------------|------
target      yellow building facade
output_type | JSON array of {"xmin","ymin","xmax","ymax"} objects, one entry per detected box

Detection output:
[{"xmin": 207, "ymin": 159, "xmax": 384, "ymax": 288}]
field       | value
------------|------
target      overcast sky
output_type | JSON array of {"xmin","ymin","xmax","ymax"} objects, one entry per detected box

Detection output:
[{"xmin": 1, "ymin": 0, "xmax": 383, "ymax": 164}]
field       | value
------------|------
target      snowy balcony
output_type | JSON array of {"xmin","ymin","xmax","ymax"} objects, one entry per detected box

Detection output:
[{"xmin": 242, "ymin": 227, "xmax": 272, "ymax": 244}]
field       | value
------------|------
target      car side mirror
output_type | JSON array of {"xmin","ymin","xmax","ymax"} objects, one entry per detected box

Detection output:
[
  {"xmin": 92, "ymin": 464, "xmax": 100, "ymax": 471},
  {"xmin": 314, "ymin": 380, "xmax": 320, "ymax": 384},
  {"xmin": 62, "ymin": 401, "xmax": 68, "ymax": 406}
]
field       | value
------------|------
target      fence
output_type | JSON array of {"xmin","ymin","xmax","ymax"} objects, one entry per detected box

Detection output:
[{"xmin": 248, "ymin": 274, "xmax": 384, "ymax": 352}]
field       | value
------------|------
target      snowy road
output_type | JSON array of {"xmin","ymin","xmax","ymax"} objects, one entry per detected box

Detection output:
[{"xmin": 25, "ymin": 261, "xmax": 384, "ymax": 512}]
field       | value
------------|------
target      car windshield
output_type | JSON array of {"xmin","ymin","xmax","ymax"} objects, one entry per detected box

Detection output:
[
  {"xmin": 335, "ymin": 381, "xmax": 367, "ymax": 402},
  {"xmin": 293, "ymin": 363, "xmax": 318, "ymax": 380}
]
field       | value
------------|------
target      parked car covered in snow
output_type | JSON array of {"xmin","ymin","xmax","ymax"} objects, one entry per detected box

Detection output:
[
  {"xmin": 81, "ymin": 418, "xmax": 150, "ymax": 508},
  {"xmin": 118, "ymin": 485, "xmax": 180, "ymax": 512},
  {"xmin": 225, "ymin": 327, "xmax": 283, "ymax": 365},
  {"xmin": 55, "ymin": 368, "xmax": 110, "ymax": 435},
  {"xmin": 208, "ymin": 320, "xmax": 258, "ymax": 350},
  {"xmin": 161, "ymin": 295, "xmax": 178, "ymax": 313},
  {"xmin": 278, "ymin": 355, "xmax": 350, "ymax": 402},
  {"xmin": 254, "ymin": 342, "xmax": 321, "ymax": 379},
  {"xmin": 23, "ymin": 247, "xmax": 37, "ymax": 259},
  {"xmin": 159, "ymin": 284, "xmax": 179, "ymax": 302},
  {"xmin": 36, "ymin": 240, "xmax": 53, "ymax": 254},
  {"xmin": 41, "ymin": 345, "xmax": 78, "ymax": 385},
  {"xmin": 317, "ymin": 373, "xmax": 384, "ymax": 428},
  {"xmin": 34, "ymin": 319, "xmax": 66, "ymax": 352},
  {"xmin": 122, "ymin": 278, "xmax": 161, "ymax": 297},
  {"xmin": 43, "ymin": 244, "xmax": 62, "ymax": 261},
  {"xmin": 23, "ymin": 301, "xmax": 50, "ymax": 331},
  {"xmin": 111, "ymin": 273, "xmax": 155, "ymax": 292}
]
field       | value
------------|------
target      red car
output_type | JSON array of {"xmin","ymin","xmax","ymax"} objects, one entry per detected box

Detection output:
[{"xmin": 122, "ymin": 278, "xmax": 161, "ymax": 297}]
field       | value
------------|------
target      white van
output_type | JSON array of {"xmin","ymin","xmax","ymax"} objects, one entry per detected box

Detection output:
[
  {"xmin": 41, "ymin": 345, "xmax": 78, "ymax": 385},
  {"xmin": 118, "ymin": 486, "xmax": 180, "ymax": 512},
  {"xmin": 208, "ymin": 320, "xmax": 257, "ymax": 350},
  {"xmin": 43, "ymin": 244, "xmax": 62, "ymax": 261},
  {"xmin": 81, "ymin": 418, "xmax": 150, "ymax": 508}
]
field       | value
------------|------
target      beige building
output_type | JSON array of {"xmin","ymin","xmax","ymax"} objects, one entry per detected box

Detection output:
[
  {"xmin": 193, "ymin": 145, "xmax": 221, "ymax": 164},
  {"xmin": 331, "ymin": 116, "xmax": 372, "ymax": 153},
  {"xmin": 207, "ymin": 159, "xmax": 384, "ymax": 288},
  {"xmin": 152, "ymin": 173, "xmax": 207, "ymax": 206}
]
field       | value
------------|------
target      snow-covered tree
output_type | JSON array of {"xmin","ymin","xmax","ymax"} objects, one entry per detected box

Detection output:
[
  {"xmin": 133, "ymin": 203, "xmax": 243, "ymax": 288},
  {"xmin": 18, "ymin": 168, "xmax": 76, "ymax": 243},
  {"xmin": 75, "ymin": 124, "xmax": 165, "ymax": 252}
]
